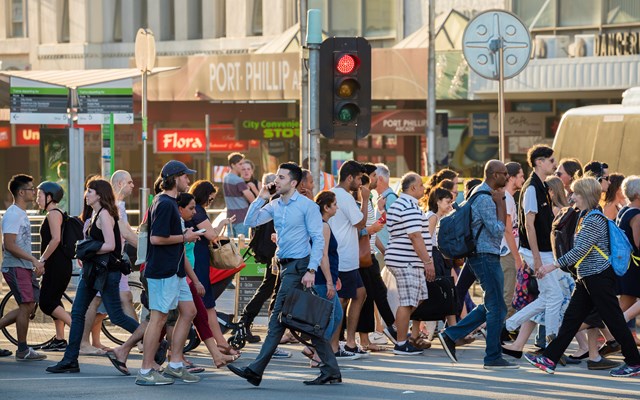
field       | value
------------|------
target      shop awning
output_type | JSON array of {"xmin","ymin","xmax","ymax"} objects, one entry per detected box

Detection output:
[{"xmin": 393, "ymin": 9, "xmax": 468, "ymax": 51}]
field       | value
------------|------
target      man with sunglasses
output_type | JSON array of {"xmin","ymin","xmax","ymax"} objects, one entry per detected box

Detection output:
[{"xmin": 0, "ymin": 174, "xmax": 46, "ymax": 361}]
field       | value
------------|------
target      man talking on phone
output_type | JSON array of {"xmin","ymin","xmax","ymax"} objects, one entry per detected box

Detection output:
[{"xmin": 228, "ymin": 162, "xmax": 341, "ymax": 386}]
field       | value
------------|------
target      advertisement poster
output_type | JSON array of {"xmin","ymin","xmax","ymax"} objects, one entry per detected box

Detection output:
[{"xmin": 39, "ymin": 129, "xmax": 69, "ymax": 212}]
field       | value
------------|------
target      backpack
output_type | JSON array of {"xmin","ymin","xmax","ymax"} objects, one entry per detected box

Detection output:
[
  {"xmin": 53, "ymin": 209, "xmax": 85, "ymax": 259},
  {"xmin": 551, "ymin": 206, "xmax": 581, "ymax": 273},
  {"xmin": 248, "ymin": 219, "xmax": 277, "ymax": 264},
  {"xmin": 437, "ymin": 190, "xmax": 491, "ymax": 259},
  {"xmin": 575, "ymin": 210, "xmax": 635, "ymax": 276}
]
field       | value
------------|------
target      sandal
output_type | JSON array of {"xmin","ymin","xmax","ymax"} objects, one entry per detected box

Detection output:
[
  {"xmin": 280, "ymin": 332, "xmax": 299, "ymax": 344},
  {"xmin": 301, "ymin": 348, "xmax": 315, "ymax": 360},
  {"xmin": 217, "ymin": 345, "xmax": 241, "ymax": 357},
  {"xmin": 309, "ymin": 359, "xmax": 325, "ymax": 368},
  {"xmin": 106, "ymin": 351, "xmax": 130, "ymax": 376},
  {"xmin": 213, "ymin": 354, "xmax": 238, "ymax": 368},
  {"xmin": 408, "ymin": 337, "xmax": 432, "ymax": 350},
  {"xmin": 363, "ymin": 344, "xmax": 386, "ymax": 352}
]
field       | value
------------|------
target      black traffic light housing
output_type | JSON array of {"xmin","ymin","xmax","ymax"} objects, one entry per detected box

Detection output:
[{"xmin": 319, "ymin": 37, "xmax": 371, "ymax": 139}]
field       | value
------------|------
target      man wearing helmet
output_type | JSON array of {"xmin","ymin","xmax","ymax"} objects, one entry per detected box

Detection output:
[{"xmin": 36, "ymin": 181, "xmax": 73, "ymax": 352}]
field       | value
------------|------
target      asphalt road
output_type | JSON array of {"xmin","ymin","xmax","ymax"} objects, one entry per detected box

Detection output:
[{"xmin": 1, "ymin": 329, "xmax": 639, "ymax": 400}]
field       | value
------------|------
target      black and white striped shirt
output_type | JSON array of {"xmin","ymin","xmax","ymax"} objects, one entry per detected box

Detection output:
[
  {"xmin": 384, "ymin": 193, "xmax": 432, "ymax": 268},
  {"xmin": 557, "ymin": 210, "xmax": 610, "ymax": 278}
]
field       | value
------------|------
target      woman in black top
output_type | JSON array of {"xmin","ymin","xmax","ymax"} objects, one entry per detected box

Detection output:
[
  {"xmin": 47, "ymin": 178, "xmax": 140, "ymax": 374},
  {"xmin": 36, "ymin": 181, "xmax": 72, "ymax": 351},
  {"xmin": 241, "ymin": 159, "xmax": 261, "ymax": 198}
]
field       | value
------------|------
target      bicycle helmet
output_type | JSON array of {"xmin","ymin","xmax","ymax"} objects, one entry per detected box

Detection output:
[{"xmin": 37, "ymin": 181, "xmax": 64, "ymax": 203}]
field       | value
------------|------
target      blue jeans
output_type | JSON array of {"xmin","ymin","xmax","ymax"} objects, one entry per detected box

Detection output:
[
  {"xmin": 444, "ymin": 253, "xmax": 506, "ymax": 364},
  {"xmin": 314, "ymin": 284, "xmax": 343, "ymax": 341},
  {"xmin": 62, "ymin": 271, "xmax": 139, "ymax": 364},
  {"xmin": 246, "ymin": 257, "xmax": 340, "ymax": 378}
]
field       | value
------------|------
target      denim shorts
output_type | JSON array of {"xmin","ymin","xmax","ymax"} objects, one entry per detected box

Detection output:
[{"xmin": 147, "ymin": 275, "xmax": 192, "ymax": 313}]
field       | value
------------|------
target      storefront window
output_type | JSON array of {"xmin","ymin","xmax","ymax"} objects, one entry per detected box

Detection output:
[
  {"xmin": 330, "ymin": 0, "xmax": 359, "ymax": 36},
  {"xmin": 559, "ymin": 0, "xmax": 601, "ymax": 27},
  {"xmin": 606, "ymin": 0, "xmax": 640, "ymax": 24},
  {"xmin": 513, "ymin": 0, "xmax": 555, "ymax": 29}
]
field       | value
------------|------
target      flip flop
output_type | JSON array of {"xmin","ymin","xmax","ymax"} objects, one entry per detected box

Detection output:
[
  {"xmin": 309, "ymin": 359, "xmax": 325, "ymax": 368},
  {"xmin": 187, "ymin": 366, "xmax": 205, "ymax": 373},
  {"xmin": 0, "ymin": 349, "xmax": 12, "ymax": 357},
  {"xmin": 106, "ymin": 351, "xmax": 130, "ymax": 376},
  {"xmin": 79, "ymin": 347, "xmax": 107, "ymax": 356}
]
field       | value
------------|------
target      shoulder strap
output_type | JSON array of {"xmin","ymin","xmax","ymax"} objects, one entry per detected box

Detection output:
[{"xmin": 467, "ymin": 190, "xmax": 492, "ymax": 204}]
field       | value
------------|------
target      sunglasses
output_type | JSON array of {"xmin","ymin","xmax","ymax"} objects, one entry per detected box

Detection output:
[
  {"xmin": 554, "ymin": 171, "xmax": 563, "ymax": 177},
  {"xmin": 597, "ymin": 176, "xmax": 609, "ymax": 183}
]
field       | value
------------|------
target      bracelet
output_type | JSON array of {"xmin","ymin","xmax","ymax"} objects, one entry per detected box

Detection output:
[
  {"xmin": 425, "ymin": 260, "xmax": 434, "ymax": 265},
  {"xmin": 182, "ymin": 233, "xmax": 186, "ymax": 243}
]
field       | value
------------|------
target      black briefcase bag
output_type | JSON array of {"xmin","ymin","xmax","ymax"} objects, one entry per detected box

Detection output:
[
  {"xmin": 279, "ymin": 287, "xmax": 332, "ymax": 340},
  {"xmin": 411, "ymin": 276, "xmax": 457, "ymax": 321}
]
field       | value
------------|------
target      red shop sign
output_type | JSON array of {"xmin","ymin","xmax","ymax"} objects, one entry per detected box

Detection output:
[
  {"xmin": 155, "ymin": 127, "xmax": 246, "ymax": 154},
  {"xmin": 0, "ymin": 127, "xmax": 10, "ymax": 148},
  {"xmin": 15, "ymin": 125, "xmax": 41, "ymax": 146}
]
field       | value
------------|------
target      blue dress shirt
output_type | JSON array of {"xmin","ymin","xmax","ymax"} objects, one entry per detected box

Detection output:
[{"xmin": 244, "ymin": 191, "xmax": 324, "ymax": 271}]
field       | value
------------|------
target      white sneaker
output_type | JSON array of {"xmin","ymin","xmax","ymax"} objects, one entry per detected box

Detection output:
[
  {"xmin": 369, "ymin": 331, "xmax": 388, "ymax": 345},
  {"xmin": 271, "ymin": 347, "xmax": 292, "ymax": 359}
]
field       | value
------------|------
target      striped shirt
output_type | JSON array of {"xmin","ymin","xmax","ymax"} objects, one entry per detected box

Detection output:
[
  {"xmin": 385, "ymin": 193, "xmax": 432, "ymax": 268},
  {"xmin": 366, "ymin": 197, "xmax": 378, "ymax": 253},
  {"xmin": 223, "ymin": 172, "xmax": 250, "ymax": 221},
  {"xmin": 557, "ymin": 210, "xmax": 610, "ymax": 278}
]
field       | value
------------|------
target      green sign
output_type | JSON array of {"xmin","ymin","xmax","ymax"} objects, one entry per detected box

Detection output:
[{"xmin": 237, "ymin": 119, "xmax": 300, "ymax": 140}]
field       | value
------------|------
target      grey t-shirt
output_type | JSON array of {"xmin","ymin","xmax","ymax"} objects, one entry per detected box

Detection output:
[{"xmin": 1, "ymin": 204, "xmax": 33, "ymax": 269}]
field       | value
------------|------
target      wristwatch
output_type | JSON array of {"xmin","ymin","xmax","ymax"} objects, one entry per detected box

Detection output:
[{"xmin": 306, "ymin": 268, "xmax": 316, "ymax": 274}]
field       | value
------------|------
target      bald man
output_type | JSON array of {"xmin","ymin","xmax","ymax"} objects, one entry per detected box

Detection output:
[{"xmin": 438, "ymin": 160, "xmax": 515, "ymax": 369}]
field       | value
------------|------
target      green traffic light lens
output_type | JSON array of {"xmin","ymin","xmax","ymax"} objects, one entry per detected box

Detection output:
[{"xmin": 337, "ymin": 103, "xmax": 360, "ymax": 122}]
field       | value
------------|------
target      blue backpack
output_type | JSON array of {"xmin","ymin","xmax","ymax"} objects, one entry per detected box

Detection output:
[
  {"xmin": 437, "ymin": 190, "xmax": 491, "ymax": 259},
  {"xmin": 576, "ymin": 210, "xmax": 634, "ymax": 276}
]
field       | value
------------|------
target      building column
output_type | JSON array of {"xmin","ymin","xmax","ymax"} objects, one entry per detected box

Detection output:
[
  {"xmin": 225, "ymin": 0, "xmax": 250, "ymax": 38},
  {"xmin": 202, "ymin": 0, "xmax": 225, "ymax": 39},
  {"xmin": 262, "ymin": 0, "xmax": 286, "ymax": 37}
]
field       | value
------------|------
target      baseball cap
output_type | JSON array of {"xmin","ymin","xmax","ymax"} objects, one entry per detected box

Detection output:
[{"xmin": 161, "ymin": 160, "xmax": 197, "ymax": 178}]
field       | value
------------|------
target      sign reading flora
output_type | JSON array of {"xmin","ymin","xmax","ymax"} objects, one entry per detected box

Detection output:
[{"xmin": 10, "ymin": 77, "xmax": 69, "ymax": 125}]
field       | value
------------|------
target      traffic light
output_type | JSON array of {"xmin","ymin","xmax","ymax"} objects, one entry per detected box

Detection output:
[{"xmin": 319, "ymin": 37, "xmax": 371, "ymax": 139}]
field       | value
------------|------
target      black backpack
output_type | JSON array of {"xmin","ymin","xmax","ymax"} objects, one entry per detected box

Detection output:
[
  {"xmin": 437, "ymin": 190, "xmax": 491, "ymax": 259},
  {"xmin": 248, "ymin": 220, "xmax": 277, "ymax": 264},
  {"xmin": 550, "ymin": 206, "xmax": 580, "ymax": 272},
  {"xmin": 53, "ymin": 209, "xmax": 85, "ymax": 259}
]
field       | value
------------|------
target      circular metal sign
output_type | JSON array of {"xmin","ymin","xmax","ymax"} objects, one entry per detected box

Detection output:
[
  {"xmin": 462, "ymin": 10, "xmax": 531, "ymax": 80},
  {"xmin": 135, "ymin": 28, "xmax": 156, "ymax": 73}
]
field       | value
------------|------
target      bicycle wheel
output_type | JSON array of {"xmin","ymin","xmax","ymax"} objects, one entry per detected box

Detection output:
[
  {"xmin": 101, "ymin": 280, "xmax": 144, "ymax": 345},
  {"xmin": 0, "ymin": 291, "xmax": 73, "ymax": 349}
]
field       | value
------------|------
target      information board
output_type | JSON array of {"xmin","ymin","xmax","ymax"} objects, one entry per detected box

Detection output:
[
  {"xmin": 10, "ymin": 78, "xmax": 69, "ymax": 125},
  {"xmin": 235, "ymin": 256, "xmax": 270, "ymax": 319},
  {"xmin": 77, "ymin": 79, "xmax": 134, "ymax": 125}
]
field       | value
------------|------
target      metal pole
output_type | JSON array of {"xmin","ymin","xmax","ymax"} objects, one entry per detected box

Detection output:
[
  {"xmin": 139, "ymin": 71, "xmax": 149, "ymax": 220},
  {"xmin": 307, "ymin": 10, "xmax": 322, "ymax": 193},
  {"xmin": 426, "ymin": 0, "xmax": 436, "ymax": 176},
  {"xmin": 299, "ymin": 0, "xmax": 309, "ymax": 166},
  {"xmin": 205, "ymin": 114, "xmax": 211, "ymax": 181},
  {"xmin": 498, "ymin": 43, "xmax": 506, "ymax": 162}
]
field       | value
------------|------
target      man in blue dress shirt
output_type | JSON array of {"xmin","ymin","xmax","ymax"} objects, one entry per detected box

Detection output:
[{"xmin": 228, "ymin": 162, "xmax": 341, "ymax": 386}]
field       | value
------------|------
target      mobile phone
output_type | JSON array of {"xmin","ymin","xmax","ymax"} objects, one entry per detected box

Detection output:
[
  {"xmin": 377, "ymin": 212, "xmax": 387, "ymax": 224},
  {"xmin": 195, "ymin": 229, "xmax": 206, "ymax": 234}
]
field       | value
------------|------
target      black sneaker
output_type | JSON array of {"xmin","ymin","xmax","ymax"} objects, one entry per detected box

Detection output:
[
  {"xmin": 334, "ymin": 348, "xmax": 361, "ymax": 361},
  {"xmin": 587, "ymin": 357, "xmax": 622, "ymax": 370},
  {"xmin": 41, "ymin": 338, "xmax": 68, "ymax": 352},
  {"xmin": 393, "ymin": 341, "xmax": 423, "ymax": 356},
  {"xmin": 437, "ymin": 332, "xmax": 457, "ymax": 363},
  {"xmin": 245, "ymin": 324, "xmax": 261, "ymax": 344},
  {"xmin": 344, "ymin": 344, "xmax": 369, "ymax": 359},
  {"xmin": 484, "ymin": 358, "xmax": 519, "ymax": 369},
  {"xmin": 383, "ymin": 325, "xmax": 398, "ymax": 345}
]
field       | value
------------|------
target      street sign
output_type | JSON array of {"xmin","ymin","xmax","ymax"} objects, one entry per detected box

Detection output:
[
  {"xmin": 10, "ymin": 78, "xmax": 69, "ymax": 125},
  {"xmin": 77, "ymin": 86, "xmax": 134, "ymax": 125},
  {"xmin": 462, "ymin": 10, "xmax": 531, "ymax": 161},
  {"xmin": 462, "ymin": 10, "xmax": 531, "ymax": 80}
]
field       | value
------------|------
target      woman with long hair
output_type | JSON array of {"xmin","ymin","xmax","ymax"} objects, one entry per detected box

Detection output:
[
  {"xmin": 546, "ymin": 176, "xmax": 569, "ymax": 216},
  {"xmin": 36, "ymin": 181, "xmax": 72, "ymax": 351},
  {"xmin": 556, "ymin": 158, "xmax": 583, "ymax": 204},
  {"xmin": 186, "ymin": 180, "xmax": 238, "ymax": 355},
  {"xmin": 176, "ymin": 192, "xmax": 237, "ymax": 369},
  {"xmin": 301, "ymin": 191, "xmax": 343, "ymax": 367},
  {"xmin": 525, "ymin": 177, "xmax": 640, "ymax": 377},
  {"xmin": 47, "ymin": 177, "xmax": 140, "ymax": 374},
  {"xmin": 601, "ymin": 173, "xmax": 626, "ymax": 220}
]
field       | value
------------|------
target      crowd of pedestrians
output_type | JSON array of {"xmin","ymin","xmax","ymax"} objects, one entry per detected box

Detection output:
[{"xmin": 1, "ymin": 145, "xmax": 640, "ymax": 388}]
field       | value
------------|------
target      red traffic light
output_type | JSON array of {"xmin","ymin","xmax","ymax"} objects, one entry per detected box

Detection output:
[{"xmin": 336, "ymin": 54, "xmax": 359, "ymax": 74}]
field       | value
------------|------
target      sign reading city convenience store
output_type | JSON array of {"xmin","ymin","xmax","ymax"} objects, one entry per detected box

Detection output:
[
  {"xmin": 10, "ymin": 77, "xmax": 69, "ymax": 125},
  {"xmin": 77, "ymin": 79, "xmax": 134, "ymax": 124}
]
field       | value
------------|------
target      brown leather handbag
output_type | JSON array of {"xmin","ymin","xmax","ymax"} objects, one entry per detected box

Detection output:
[{"xmin": 359, "ymin": 234, "xmax": 373, "ymax": 268}]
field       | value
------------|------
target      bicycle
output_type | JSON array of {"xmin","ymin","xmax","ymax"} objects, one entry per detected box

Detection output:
[{"xmin": 0, "ymin": 274, "xmax": 143, "ymax": 349}]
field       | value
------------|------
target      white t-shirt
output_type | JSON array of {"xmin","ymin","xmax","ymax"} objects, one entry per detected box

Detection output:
[
  {"xmin": 328, "ymin": 187, "xmax": 363, "ymax": 272},
  {"xmin": 523, "ymin": 186, "xmax": 538, "ymax": 215},
  {"xmin": 1, "ymin": 204, "xmax": 33, "ymax": 269},
  {"xmin": 500, "ymin": 191, "xmax": 519, "ymax": 256}
]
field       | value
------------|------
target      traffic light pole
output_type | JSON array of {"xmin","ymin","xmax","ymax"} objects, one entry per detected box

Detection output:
[
  {"xmin": 299, "ymin": 0, "xmax": 309, "ymax": 167},
  {"xmin": 307, "ymin": 9, "xmax": 322, "ymax": 193},
  {"xmin": 426, "ymin": 0, "xmax": 436, "ymax": 176}
]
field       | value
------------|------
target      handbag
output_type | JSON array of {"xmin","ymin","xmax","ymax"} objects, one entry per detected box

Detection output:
[
  {"xmin": 209, "ymin": 223, "xmax": 245, "ymax": 270},
  {"xmin": 512, "ymin": 263, "xmax": 539, "ymax": 311},
  {"xmin": 359, "ymin": 234, "xmax": 373, "ymax": 267},
  {"xmin": 411, "ymin": 276, "xmax": 457, "ymax": 321},
  {"xmin": 279, "ymin": 286, "xmax": 333, "ymax": 340},
  {"xmin": 135, "ymin": 220, "xmax": 148, "ymax": 266}
]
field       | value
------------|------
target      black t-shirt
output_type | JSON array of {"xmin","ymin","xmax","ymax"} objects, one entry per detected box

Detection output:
[{"xmin": 145, "ymin": 193, "xmax": 185, "ymax": 279}]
